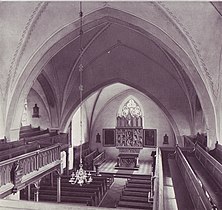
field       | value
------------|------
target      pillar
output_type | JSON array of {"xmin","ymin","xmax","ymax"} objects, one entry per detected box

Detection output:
[
  {"xmin": 65, "ymin": 149, "xmax": 69, "ymax": 175},
  {"xmin": 57, "ymin": 175, "xmax": 61, "ymax": 203},
  {"xmin": 28, "ymin": 184, "xmax": 31, "ymax": 201}
]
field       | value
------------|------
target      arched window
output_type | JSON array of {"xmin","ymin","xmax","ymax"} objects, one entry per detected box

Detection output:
[
  {"xmin": 117, "ymin": 98, "xmax": 143, "ymax": 128},
  {"xmin": 121, "ymin": 99, "xmax": 142, "ymax": 118}
]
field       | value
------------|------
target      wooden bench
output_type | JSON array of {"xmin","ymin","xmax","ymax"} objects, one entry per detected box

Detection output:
[
  {"xmin": 93, "ymin": 150, "xmax": 106, "ymax": 171},
  {"xmin": 0, "ymin": 140, "xmax": 25, "ymax": 152},
  {"xmin": 39, "ymin": 184, "xmax": 101, "ymax": 203},
  {"xmin": 124, "ymin": 187, "xmax": 150, "ymax": 193},
  {"xmin": 38, "ymin": 177, "xmax": 104, "ymax": 206},
  {"xmin": 31, "ymin": 194, "xmax": 94, "ymax": 206},
  {"xmin": 127, "ymin": 179, "xmax": 151, "ymax": 185},
  {"xmin": 118, "ymin": 200, "xmax": 153, "ymax": 209},
  {"xmin": 0, "ymin": 142, "xmax": 40, "ymax": 161},
  {"xmin": 122, "ymin": 190, "xmax": 148, "ymax": 197},
  {"xmin": 19, "ymin": 126, "xmax": 40, "ymax": 136},
  {"xmin": 209, "ymin": 142, "xmax": 222, "ymax": 164},
  {"xmin": 61, "ymin": 176, "xmax": 106, "ymax": 196},
  {"xmin": 39, "ymin": 189, "xmax": 97, "ymax": 206},
  {"xmin": 184, "ymin": 134, "xmax": 207, "ymax": 150},
  {"xmin": 84, "ymin": 149, "xmax": 99, "ymax": 170},
  {"xmin": 24, "ymin": 133, "xmax": 67, "ymax": 148},
  {"xmin": 126, "ymin": 182, "xmax": 151, "ymax": 189}
]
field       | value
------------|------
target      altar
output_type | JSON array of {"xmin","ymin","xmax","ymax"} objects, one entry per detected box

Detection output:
[{"xmin": 115, "ymin": 153, "xmax": 139, "ymax": 170}]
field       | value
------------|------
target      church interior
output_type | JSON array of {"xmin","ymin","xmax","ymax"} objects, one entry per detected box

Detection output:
[{"xmin": 0, "ymin": 1, "xmax": 222, "ymax": 210}]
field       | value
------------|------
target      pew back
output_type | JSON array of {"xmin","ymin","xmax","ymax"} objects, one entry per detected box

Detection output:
[
  {"xmin": 93, "ymin": 151, "xmax": 105, "ymax": 168},
  {"xmin": 176, "ymin": 146, "xmax": 213, "ymax": 210},
  {"xmin": 152, "ymin": 147, "xmax": 164, "ymax": 210},
  {"xmin": 195, "ymin": 144, "xmax": 222, "ymax": 189}
]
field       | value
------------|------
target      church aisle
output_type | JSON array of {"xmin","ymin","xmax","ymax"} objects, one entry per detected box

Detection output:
[{"xmin": 99, "ymin": 178, "xmax": 127, "ymax": 208}]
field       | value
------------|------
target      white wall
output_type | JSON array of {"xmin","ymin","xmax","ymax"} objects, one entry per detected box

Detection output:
[
  {"xmin": 90, "ymin": 90, "xmax": 175, "ymax": 160},
  {"xmin": 27, "ymin": 89, "xmax": 51, "ymax": 129}
]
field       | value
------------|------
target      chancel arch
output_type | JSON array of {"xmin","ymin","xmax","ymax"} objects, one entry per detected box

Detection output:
[
  {"xmin": 5, "ymin": 5, "xmax": 216, "ymax": 149},
  {"xmin": 1, "ymin": 3, "xmax": 222, "ymax": 209}
]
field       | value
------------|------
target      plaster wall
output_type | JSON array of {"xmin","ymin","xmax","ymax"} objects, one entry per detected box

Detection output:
[
  {"xmin": 90, "ymin": 90, "xmax": 175, "ymax": 160},
  {"xmin": 27, "ymin": 89, "xmax": 51, "ymax": 129}
]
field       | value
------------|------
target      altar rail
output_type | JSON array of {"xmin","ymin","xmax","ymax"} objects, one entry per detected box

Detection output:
[
  {"xmin": 195, "ymin": 144, "xmax": 222, "ymax": 189},
  {"xmin": 152, "ymin": 147, "xmax": 164, "ymax": 210},
  {"xmin": 0, "ymin": 143, "xmax": 61, "ymax": 197},
  {"xmin": 93, "ymin": 151, "xmax": 106, "ymax": 167},
  {"xmin": 175, "ymin": 146, "xmax": 213, "ymax": 210}
]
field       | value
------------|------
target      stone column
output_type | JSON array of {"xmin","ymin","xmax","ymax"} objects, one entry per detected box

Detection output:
[
  {"xmin": 27, "ymin": 184, "xmax": 31, "ymax": 201},
  {"xmin": 57, "ymin": 175, "xmax": 61, "ymax": 203},
  {"xmin": 65, "ymin": 149, "xmax": 69, "ymax": 175}
]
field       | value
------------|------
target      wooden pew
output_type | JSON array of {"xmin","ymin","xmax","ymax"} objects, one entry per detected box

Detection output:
[
  {"xmin": 84, "ymin": 149, "xmax": 99, "ymax": 170},
  {"xmin": 19, "ymin": 125, "xmax": 32, "ymax": 132},
  {"xmin": 175, "ymin": 146, "xmax": 218, "ymax": 210},
  {"xmin": 38, "ymin": 188, "xmax": 97, "ymax": 206},
  {"xmin": 73, "ymin": 142, "xmax": 90, "ymax": 169},
  {"xmin": 43, "ymin": 174, "xmax": 106, "ymax": 197},
  {"xmin": 194, "ymin": 144, "xmax": 222, "ymax": 190},
  {"xmin": 20, "ymin": 128, "xmax": 50, "ymax": 139},
  {"xmin": 30, "ymin": 193, "xmax": 94, "ymax": 206},
  {"xmin": 33, "ymin": 175, "xmax": 107, "ymax": 206},
  {"xmin": 19, "ymin": 126, "xmax": 40, "ymax": 136},
  {"xmin": 0, "ymin": 140, "xmax": 25, "ymax": 151},
  {"xmin": 0, "ymin": 142, "xmax": 40, "ymax": 161},
  {"xmin": 184, "ymin": 134, "xmax": 207, "ymax": 150},
  {"xmin": 118, "ymin": 175, "xmax": 152, "ymax": 210},
  {"xmin": 209, "ymin": 142, "xmax": 222, "ymax": 164},
  {"xmin": 41, "ymin": 185, "xmax": 100, "ymax": 204},
  {"xmin": 93, "ymin": 150, "xmax": 106, "ymax": 171},
  {"xmin": 61, "ymin": 175, "xmax": 106, "ymax": 196}
]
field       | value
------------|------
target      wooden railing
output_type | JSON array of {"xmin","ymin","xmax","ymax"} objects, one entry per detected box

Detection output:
[
  {"xmin": 195, "ymin": 144, "xmax": 222, "ymax": 189},
  {"xmin": 0, "ymin": 143, "xmax": 61, "ymax": 197},
  {"xmin": 152, "ymin": 147, "xmax": 164, "ymax": 210},
  {"xmin": 175, "ymin": 146, "xmax": 214, "ymax": 210},
  {"xmin": 93, "ymin": 151, "xmax": 105, "ymax": 167}
]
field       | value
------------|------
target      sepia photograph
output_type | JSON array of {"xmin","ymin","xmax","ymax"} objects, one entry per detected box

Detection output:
[{"xmin": 0, "ymin": 1, "xmax": 221, "ymax": 210}]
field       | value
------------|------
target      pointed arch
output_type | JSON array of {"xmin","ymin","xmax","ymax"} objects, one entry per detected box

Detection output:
[{"xmin": 5, "ymin": 6, "xmax": 216, "ymax": 148}]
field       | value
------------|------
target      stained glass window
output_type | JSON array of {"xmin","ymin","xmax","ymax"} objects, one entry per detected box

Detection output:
[{"xmin": 121, "ymin": 99, "xmax": 142, "ymax": 118}]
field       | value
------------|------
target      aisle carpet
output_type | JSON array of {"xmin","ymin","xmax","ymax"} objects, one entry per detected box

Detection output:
[{"xmin": 99, "ymin": 178, "xmax": 126, "ymax": 208}]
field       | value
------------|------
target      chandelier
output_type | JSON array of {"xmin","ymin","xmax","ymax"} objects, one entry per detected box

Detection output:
[{"xmin": 69, "ymin": 2, "xmax": 92, "ymax": 186}]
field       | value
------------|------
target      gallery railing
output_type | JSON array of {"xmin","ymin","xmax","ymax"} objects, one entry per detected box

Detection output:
[
  {"xmin": 152, "ymin": 147, "xmax": 164, "ymax": 210},
  {"xmin": 0, "ymin": 143, "xmax": 61, "ymax": 197},
  {"xmin": 176, "ymin": 146, "xmax": 215, "ymax": 210}
]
